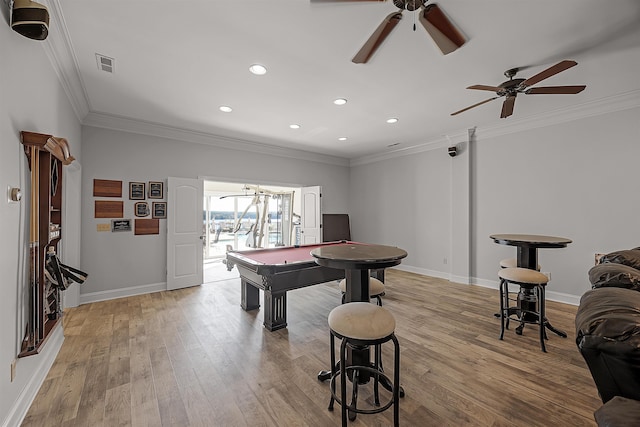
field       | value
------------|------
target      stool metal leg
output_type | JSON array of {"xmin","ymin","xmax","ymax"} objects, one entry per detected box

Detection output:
[
  {"xmin": 538, "ymin": 285, "xmax": 547, "ymax": 353},
  {"xmin": 499, "ymin": 278, "xmax": 506, "ymax": 340},
  {"xmin": 392, "ymin": 334, "xmax": 400, "ymax": 427},
  {"xmin": 328, "ymin": 332, "xmax": 337, "ymax": 411},
  {"xmin": 340, "ymin": 338, "xmax": 348, "ymax": 427},
  {"xmin": 373, "ymin": 344, "xmax": 381, "ymax": 406}
]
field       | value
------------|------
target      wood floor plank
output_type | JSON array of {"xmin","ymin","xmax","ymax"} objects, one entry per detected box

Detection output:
[{"xmin": 22, "ymin": 270, "xmax": 601, "ymax": 426}]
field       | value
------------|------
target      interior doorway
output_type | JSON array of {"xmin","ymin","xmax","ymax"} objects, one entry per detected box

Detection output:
[{"xmin": 203, "ymin": 180, "xmax": 302, "ymax": 284}]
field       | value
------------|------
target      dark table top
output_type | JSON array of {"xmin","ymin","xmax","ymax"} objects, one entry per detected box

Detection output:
[
  {"xmin": 311, "ymin": 242, "xmax": 407, "ymax": 271},
  {"xmin": 490, "ymin": 234, "xmax": 572, "ymax": 248}
]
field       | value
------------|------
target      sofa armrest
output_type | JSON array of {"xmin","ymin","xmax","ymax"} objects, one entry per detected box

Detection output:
[{"xmin": 575, "ymin": 287, "xmax": 640, "ymax": 403}]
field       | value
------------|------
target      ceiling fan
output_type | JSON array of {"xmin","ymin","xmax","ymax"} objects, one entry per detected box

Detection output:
[
  {"xmin": 313, "ymin": 0, "xmax": 466, "ymax": 64},
  {"xmin": 451, "ymin": 60, "xmax": 586, "ymax": 119}
]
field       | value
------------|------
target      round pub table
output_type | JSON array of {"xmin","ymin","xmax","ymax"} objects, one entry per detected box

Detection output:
[
  {"xmin": 490, "ymin": 233, "xmax": 572, "ymax": 338},
  {"xmin": 312, "ymin": 242, "xmax": 407, "ymax": 397}
]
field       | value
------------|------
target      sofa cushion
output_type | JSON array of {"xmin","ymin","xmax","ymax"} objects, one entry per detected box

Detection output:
[
  {"xmin": 589, "ymin": 263, "xmax": 640, "ymax": 291},
  {"xmin": 599, "ymin": 249, "xmax": 640, "ymax": 270},
  {"xmin": 594, "ymin": 396, "xmax": 640, "ymax": 427},
  {"xmin": 576, "ymin": 287, "xmax": 640, "ymax": 343}
]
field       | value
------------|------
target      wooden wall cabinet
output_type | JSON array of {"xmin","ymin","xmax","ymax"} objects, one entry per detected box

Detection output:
[{"xmin": 19, "ymin": 131, "xmax": 70, "ymax": 357}]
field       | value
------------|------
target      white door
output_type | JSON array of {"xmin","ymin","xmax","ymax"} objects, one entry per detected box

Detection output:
[
  {"xmin": 167, "ymin": 177, "xmax": 203, "ymax": 290},
  {"xmin": 300, "ymin": 186, "xmax": 321, "ymax": 244}
]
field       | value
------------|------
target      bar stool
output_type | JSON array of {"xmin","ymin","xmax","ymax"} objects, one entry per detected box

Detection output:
[
  {"xmin": 498, "ymin": 267, "xmax": 549, "ymax": 352},
  {"xmin": 496, "ymin": 258, "xmax": 541, "ymax": 328},
  {"xmin": 327, "ymin": 302, "xmax": 400, "ymax": 426},
  {"xmin": 339, "ymin": 277, "xmax": 385, "ymax": 305}
]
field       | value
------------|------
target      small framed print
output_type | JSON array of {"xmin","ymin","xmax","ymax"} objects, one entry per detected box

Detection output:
[
  {"xmin": 111, "ymin": 219, "xmax": 132, "ymax": 232},
  {"xmin": 148, "ymin": 181, "xmax": 164, "ymax": 199},
  {"xmin": 129, "ymin": 182, "xmax": 146, "ymax": 200},
  {"xmin": 134, "ymin": 202, "xmax": 150, "ymax": 217},
  {"xmin": 152, "ymin": 202, "xmax": 167, "ymax": 219}
]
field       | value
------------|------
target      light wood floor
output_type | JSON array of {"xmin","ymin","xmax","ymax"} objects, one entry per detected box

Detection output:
[{"xmin": 22, "ymin": 270, "xmax": 601, "ymax": 426}]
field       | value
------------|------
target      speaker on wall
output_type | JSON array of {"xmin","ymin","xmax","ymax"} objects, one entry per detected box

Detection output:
[{"xmin": 10, "ymin": 0, "xmax": 49, "ymax": 41}]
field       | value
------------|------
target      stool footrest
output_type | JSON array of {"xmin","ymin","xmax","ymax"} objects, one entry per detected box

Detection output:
[{"xmin": 329, "ymin": 365, "xmax": 395, "ymax": 415}]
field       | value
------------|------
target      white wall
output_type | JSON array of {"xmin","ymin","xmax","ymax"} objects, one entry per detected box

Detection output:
[
  {"xmin": 1, "ymin": 7, "xmax": 82, "ymax": 426},
  {"xmin": 349, "ymin": 105, "xmax": 640, "ymax": 304},
  {"xmin": 472, "ymin": 107, "xmax": 640, "ymax": 302},
  {"xmin": 350, "ymin": 147, "xmax": 453, "ymax": 277},
  {"xmin": 79, "ymin": 126, "xmax": 350, "ymax": 300}
]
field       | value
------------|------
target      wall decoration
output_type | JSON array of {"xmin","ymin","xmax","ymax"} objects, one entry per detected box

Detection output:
[
  {"xmin": 135, "ymin": 202, "xmax": 150, "ymax": 217},
  {"xmin": 148, "ymin": 181, "xmax": 164, "ymax": 199},
  {"xmin": 152, "ymin": 202, "xmax": 167, "ymax": 219},
  {"xmin": 129, "ymin": 181, "xmax": 145, "ymax": 200},
  {"xmin": 111, "ymin": 219, "xmax": 132, "ymax": 232},
  {"xmin": 135, "ymin": 219, "xmax": 159, "ymax": 235},
  {"xmin": 93, "ymin": 179, "xmax": 122, "ymax": 197},
  {"xmin": 95, "ymin": 200, "xmax": 124, "ymax": 218},
  {"xmin": 97, "ymin": 223, "xmax": 111, "ymax": 232}
]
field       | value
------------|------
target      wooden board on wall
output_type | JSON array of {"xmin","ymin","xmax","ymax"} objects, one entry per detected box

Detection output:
[
  {"xmin": 95, "ymin": 200, "xmax": 124, "ymax": 218},
  {"xmin": 93, "ymin": 179, "xmax": 122, "ymax": 197},
  {"xmin": 135, "ymin": 219, "xmax": 159, "ymax": 235}
]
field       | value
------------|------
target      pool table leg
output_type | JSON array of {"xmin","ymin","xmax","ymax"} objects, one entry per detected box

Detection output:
[
  {"xmin": 263, "ymin": 290, "xmax": 287, "ymax": 331},
  {"xmin": 241, "ymin": 279, "xmax": 260, "ymax": 311}
]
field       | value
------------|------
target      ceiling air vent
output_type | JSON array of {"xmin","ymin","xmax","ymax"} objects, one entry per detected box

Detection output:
[{"xmin": 95, "ymin": 54, "xmax": 115, "ymax": 73}]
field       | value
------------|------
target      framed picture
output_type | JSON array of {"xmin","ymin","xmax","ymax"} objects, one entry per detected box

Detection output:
[
  {"xmin": 129, "ymin": 182, "xmax": 146, "ymax": 200},
  {"xmin": 111, "ymin": 218, "xmax": 132, "ymax": 232},
  {"xmin": 134, "ymin": 202, "xmax": 150, "ymax": 217},
  {"xmin": 152, "ymin": 202, "xmax": 167, "ymax": 219},
  {"xmin": 148, "ymin": 181, "xmax": 164, "ymax": 199}
]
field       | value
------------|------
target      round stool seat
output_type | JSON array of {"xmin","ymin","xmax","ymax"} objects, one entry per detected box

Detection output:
[
  {"xmin": 328, "ymin": 302, "xmax": 395, "ymax": 340},
  {"xmin": 499, "ymin": 267, "xmax": 548, "ymax": 285},
  {"xmin": 338, "ymin": 277, "xmax": 385, "ymax": 296},
  {"xmin": 500, "ymin": 257, "xmax": 541, "ymax": 270}
]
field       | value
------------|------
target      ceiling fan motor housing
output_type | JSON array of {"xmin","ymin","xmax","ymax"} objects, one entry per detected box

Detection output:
[
  {"xmin": 394, "ymin": 0, "xmax": 425, "ymax": 11},
  {"xmin": 498, "ymin": 78, "xmax": 525, "ymax": 96}
]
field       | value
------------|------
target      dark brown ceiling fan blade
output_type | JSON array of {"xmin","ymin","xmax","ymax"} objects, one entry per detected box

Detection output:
[
  {"xmin": 525, "ymin": 85, "xmax": 586, "ymax": 95},
  {"xmin": 451, "ymin": 97, "xmax": 499, "ymax": 116},
  {"xmin": 467, "ymin": 84, "xmax": 503, "ymax": 92},
  {"xmin": 521, "ymin": 60, "xmax": 578, "ymax": 88},
  {"xmin": 500, "ymin": 95, "xmax": 516, "ymax": 118},
  {"xmin": 418, "ymin": 4, "xmax": 466, "ymax": 55},
  {"xmin": 352, "ymin": 12, "xmax": 402, "ymax": 63}
]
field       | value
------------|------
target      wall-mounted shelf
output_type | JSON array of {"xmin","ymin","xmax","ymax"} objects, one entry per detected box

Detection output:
[{"xmin": 19, "ymin": 131, "xmax": 73, "ymax": 357}]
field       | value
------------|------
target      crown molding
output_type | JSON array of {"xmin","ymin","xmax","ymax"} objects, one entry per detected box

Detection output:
[
  {"xmin": 83, "ymin": 111, "xmax": 350, "ymax": 167},
  {"xmin": 474, "ymin": 89, "xmax": 640, "ymax": 141},
  {"xmin": 40, "ymin": 0, "xmax": 90, "ymax": 122},
  {"xmin": 350, "ymin": 90, "xmax": 640, "ymax": 166}
]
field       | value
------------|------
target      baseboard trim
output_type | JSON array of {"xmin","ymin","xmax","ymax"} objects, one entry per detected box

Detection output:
[
  {"xmin": 80, "ymin": 282, "xmax": 167, "ymax": 304},
  {"xmin": 395, "ymin": 267, "xmax": 582, "ymax": 306},
  {"xmin": 4, "ymin": 323, "xmax": 64, "ymax": 427}
]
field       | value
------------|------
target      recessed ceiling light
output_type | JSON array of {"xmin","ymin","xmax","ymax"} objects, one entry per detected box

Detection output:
[
  {"xmin": 386, "ymin": 118, "xmax": 399, "ymax": 124},
  {"xmin": 338, "ymin": 137, "xmax": 347, "ymax": 141},
  {"xmin": 219, "ymin": 106, "xmax": 233, "ymax": 113},
  {"xmin": 249, "ymin": 64, "xmax": 267, "ymax": 75},
  {"xmin": 333, "ymin": 98, "xmax": 347, "ymax": 106},
  {"xmin": 289, "ymin": 124, "xmax": 300, "ymax": 129}
]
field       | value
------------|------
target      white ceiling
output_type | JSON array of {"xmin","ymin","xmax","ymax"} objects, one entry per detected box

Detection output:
[{"xmin": 48, "ymin": 0, "xmax": 640, "ymax": 159}]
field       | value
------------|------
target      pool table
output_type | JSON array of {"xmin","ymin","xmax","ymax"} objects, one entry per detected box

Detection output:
[{"xmin": 225, "ymin": 241, "xmax": 384, "ymax": 331}]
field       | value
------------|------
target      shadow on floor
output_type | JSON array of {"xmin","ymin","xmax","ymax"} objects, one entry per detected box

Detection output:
[{"xmin": 204, "ymin": 259, "xmax": 239, "ymax": 284}]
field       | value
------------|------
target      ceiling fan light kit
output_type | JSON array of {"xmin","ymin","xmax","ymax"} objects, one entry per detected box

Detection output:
[{"xmin": 451, "ymin": 60, "xmax": 586, "ymax": 118}]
